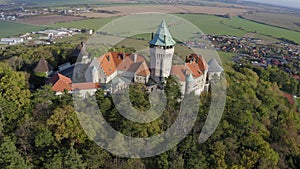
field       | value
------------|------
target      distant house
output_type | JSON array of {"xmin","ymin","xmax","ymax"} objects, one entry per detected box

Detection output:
[
  {"xmin": 37, "ymin": 29, "xmax": 70, "ymax": 38},
  {"xmin": 0, "ymin": 37, "xmax": 24, "ymax": 45},
  {"xmin": 34, "ymin": 57, "xmax": 53, "ymax": 77}
]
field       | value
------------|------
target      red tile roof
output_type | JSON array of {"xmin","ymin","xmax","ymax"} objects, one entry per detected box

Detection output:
[
  {"xmin": 46, "ymin": 73, "xmax": 72, "ymax": 92},
  {"xmin": 185, "ymin": 53, "xmax": 207, "ymax": 78},
  {"xmin": 186, "ymin": 53, "xmax": 207, "ymax": 71},
  {"xmin": 171, "ymin": 53, "xmax": 207, "ymax": 81},
  {"xmin": 47, "ymin": 73, "xmax": 101, "ymax": 93},
  {"xmin": 72, "ymin": 82, "xmax": 101, "ymax": 90},
  {"xmin": 171, "ymin": 65, "xmax": 189, "ymax": 81},
  {"xmin": 186, "ymin": 62, "xmax": 203, "ymax": 78},
  {"xmin": 98, "ymin": 54, "xmax": 117, "ymax": 77},
  {"xmin": 98, "ymin": 52, "xmax": 132, "ymax": 76},
  {"xmin": 116, "ymin": 54, "xmax": 150, "ymax": 77}
]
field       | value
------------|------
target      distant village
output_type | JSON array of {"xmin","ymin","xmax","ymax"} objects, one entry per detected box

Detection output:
[
  {"xmin": 0, "ymin": 6, "xmax": 91, "ymax": 21},
  {"xmin": 207, "ymin": 34, "xmax": 300, "ymax": 82},
  {"xmin": 0, "ymin": 27, "xmax": 92, "ymax": 45}
]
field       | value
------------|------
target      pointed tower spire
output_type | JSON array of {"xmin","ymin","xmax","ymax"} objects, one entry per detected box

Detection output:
[{"xmin": 149, "ymin": 20, "xmax": 176, "ymax": 46}]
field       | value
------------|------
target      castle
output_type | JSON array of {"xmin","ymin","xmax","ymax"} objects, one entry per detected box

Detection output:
[
  {"xmin": 84, "ymin": 20, "xmax": 223, "ymax": 96},
  {"xmin": 46, "ymin": 20, "xmax": 223, "ymax": 97}
]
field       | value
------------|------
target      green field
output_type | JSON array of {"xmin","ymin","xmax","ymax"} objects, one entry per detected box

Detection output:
[
  {"xmin": 224, "ymin": 16, "xmax": 300, "ymax": 44},
  {"xmin": 55, "ymin": 14, "xmax": 300, "ymax": 45},
  {"xmin": 52, "ymin": 18, "xmax": 115, "ymax": 31},
  {"xmin": 3, "ymin": 13, "xmax": 300, "ymax": 45},
  {"xmin": 178, "ymin": 14, "xmax": 247, "ymax": 37},
  {"xmin": 178, "ymin": 14, "xmax": 300, "ymax": 44},
  {"xmin": 243, "ymin": 12, "xmax": 300, "ymax": 32},
  {"xmin": 0, "ymin": 20, "xmax": 44, "ymax": 38},
  {"xmin": 218, "ymin": 51, "xmax": 235, "ymax": 63}
]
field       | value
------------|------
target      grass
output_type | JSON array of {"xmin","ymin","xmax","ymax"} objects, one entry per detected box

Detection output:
[
  {"xmin": 223, "ymin": 16, "xmax": 300, "ymax": 44},
  {"xmin": 51, "ymin": 17, "xmax": 116, "ymax": 31},
  {"xmin": 0, "ymin": 20, "xmax": 45, "ymax": 38},
  {"xmin": 177, "ymin": 14, "xmax": 300, "ymax": 44},
  {"xmin": 217, "ymin": 51, "xmax": 235, "ymax": 63},
  {"xmin": 243, "ymin": 12, "xmax": 300, "ymax": 32},
  {"xmin": 54, "ymin": 33, "xmax": 90, "ymax": 44},
  {"xmin": 177, "ymin": 14, "xmax": 247, "ymax": 37}
]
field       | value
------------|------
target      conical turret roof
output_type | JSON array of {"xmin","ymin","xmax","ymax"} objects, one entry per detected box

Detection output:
[
  {"xmin": 186, "ymin": 73, "xmax": 194, "ymax": 82},
  {"xmin": 149, "ymin": 20, "xmax": 176, "ymax": 46},
  {"xmin": 208, "ymin": 58, "xmax": 224, "ymax": 73}
]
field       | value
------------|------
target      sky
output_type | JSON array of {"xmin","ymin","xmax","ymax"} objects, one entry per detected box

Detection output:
[{"xmin": 244, "ymin": 0, "xmax": 300, "ymax": 9}]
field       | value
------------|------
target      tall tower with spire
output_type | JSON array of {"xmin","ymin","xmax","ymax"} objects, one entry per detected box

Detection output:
[{"xmin": 149, "ymin": 20, "xmax": 176, "ymax": 83}]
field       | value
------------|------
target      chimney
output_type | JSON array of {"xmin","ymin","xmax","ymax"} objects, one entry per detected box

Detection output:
[
  {"xmin": 107, "ymin": 55, "xmax": 110, "ymax": 62},
  {"xmin": 122, "ymin": 49, "xmax": 125, "ymax": 61},
  {"xmin": 151, "ymin": 32, "xmax": 154, "ymax": 40},
  {"xmin": 121, "ymin": 53, "xmax": 124, "ymax": 60},
  {"xmin": 134, "ymin": 53, "xmax": 137, "ymax": 63}
]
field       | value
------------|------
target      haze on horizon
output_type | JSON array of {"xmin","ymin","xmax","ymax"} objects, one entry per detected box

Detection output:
[{"xmin": 244, "ymin": 0, "xmax": 300, "ymax": 9}]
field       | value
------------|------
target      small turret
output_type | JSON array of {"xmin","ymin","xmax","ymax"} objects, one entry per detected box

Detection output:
[
  {"xmin": 91, "ymin": 66, "xmax": 99, "ymax": 83},
  {"xmin": 185, "ymin": 73, "xmax": 194, "ymax": 94},
  {"xmin": 208, "ymin": 58, "xmax": 223, "ymax": 81}
]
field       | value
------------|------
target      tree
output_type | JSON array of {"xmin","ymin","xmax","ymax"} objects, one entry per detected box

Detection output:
[
  {"xmin": 44, "ymin": 147, "xmax": 87, "ymax": 169},
  {"xmin": 63, "ymin": 147, "xmax": 87, "ymax": 169},
  {"xmin": 0, "ymin": 62, "xmax": 31, "ymax": 132},
  {"xmin": 0, "ymin": 136, "xmax": 31, "ymax": 169},
  {"xmin": 47, "ymin": 105, "xmax": 88, "ymax": 144},
  {"xmin": 82, "ymin": 142, "xmax": 111, "ymax": 169},
  {"xmin": 34, "ymin": 128, "xmax": 55, "ymax": 148}
]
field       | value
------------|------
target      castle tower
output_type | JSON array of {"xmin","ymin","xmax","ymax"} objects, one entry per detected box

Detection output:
[
  {"xmin": 91, "ymin": 66, "xmax": 99, "ymax": 83},
  {"xmin": 207, "ymin": 58, "xmax": 224, "ymax": 81},
  {"xmin": 150, "ymin": 20, "xmax": 176, "ymax": 83}
]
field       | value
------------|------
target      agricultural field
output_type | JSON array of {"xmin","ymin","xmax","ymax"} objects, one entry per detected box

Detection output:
[
  {"xmin": 6, "ymin": 0, "xmax": 123, "ymax": 6},
  {"xmin": 178, "ymin": 14, "xmax": 300, "ymax": 44},
  {"xmin": 52, "ymin": 17, "xmax": 115, "ymax": 30},
  {"xmin": 223, "ymin": 16, "xmax": 300, "ymax": 44},
  {"xmin": 0, "ymin": 20, "xmax": 44, "ymax": 38},
  {"xmin": 177, "ymin": 14, "xmax": 247, "ymax": 36},
  {"xmin": 3, "ymin": 11, "xmax": 300, "ymax": 46},
  {"xmin": 243, "ymin": 12, "xmax": 300, "ymax": 32},
  {"xmin": 18, "ymin": 15, "xmax": 84, "ymax": 25},
  {"xmin": 77, "ymin": 5, "xmax": 249, "ymax": 18}
]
